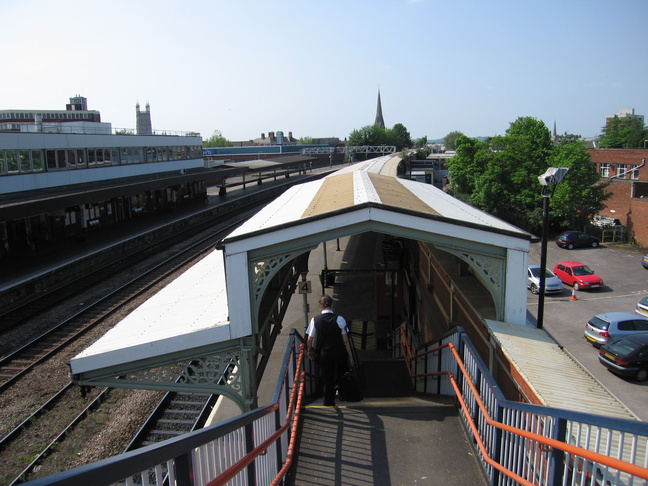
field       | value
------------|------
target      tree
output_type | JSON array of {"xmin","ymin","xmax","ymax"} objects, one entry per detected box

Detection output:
[
  {"xmin": 347, "ymin": 125, "xmax": 388, "ymax": 147},
  {"xmin": 549, "ymin": 140, "xmax": 610, "ymax": 230},
  {"xmin": 598, "ymin": 118, "xmax": 647, "ymax": 148},
  {"xmin": 203, "ymin": 130, "xmax": 232, "ymax": 147},
  {"xmin": 443, "ymin": 130, "xmax": 465, "ymax": 151},
  {"xmin": 298, "ymin": 136, "xmax": 314, "ymax": 145},
  {"xmin": 447, "ymin": 117, "xmax": 609, "ymax": 234},
  {"xmin": 347, "ymin": 123, "xmax": 412, "ymax": 154},
  {"xmin": 391, "ymin": 123, "xmax": 412, "ymax": 151}
]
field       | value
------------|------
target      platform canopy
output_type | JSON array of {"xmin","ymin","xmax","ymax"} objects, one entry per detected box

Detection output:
[
  {"xmin": 69, "ymin": 155, "xmax": 533, "ymax": 411},
  {"xmin": 222, "ymin": 155, "xmax": 533, "ymax": 336}
]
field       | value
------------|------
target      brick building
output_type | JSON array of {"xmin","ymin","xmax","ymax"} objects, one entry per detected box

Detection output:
[{"xmin": 587, "ymin": 149, "xmax": 648, "ymax": 246}]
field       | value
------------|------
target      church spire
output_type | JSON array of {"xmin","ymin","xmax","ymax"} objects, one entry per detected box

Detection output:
[{"xmin": 374, "ymin": 90, "xmax": 385, "ymax": 129}]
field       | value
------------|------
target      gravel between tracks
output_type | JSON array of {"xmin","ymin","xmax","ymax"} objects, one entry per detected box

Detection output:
[{"xmin": 0, "ymin": 249, "xmax": 191, "ymax": 484}]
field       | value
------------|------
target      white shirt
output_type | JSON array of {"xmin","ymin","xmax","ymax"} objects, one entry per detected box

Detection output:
[{"xmin": 305, "ymin": 309, "xmax": 347, "ymax": 337}]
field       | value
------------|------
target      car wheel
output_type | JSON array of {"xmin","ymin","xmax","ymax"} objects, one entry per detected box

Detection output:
[
  {"xmin": 636, "ymin": 368, "xmax": 648, "ymax": 382},
  {"xmin": 573, "ymin": 283, "xmax": 580, "ymax": 291},
  {"xmin": 530, "ymin": 283, "xmax": 538, "ymax": 294},
  {"xmin": 567, "ymin": 243, "xmax": 574, "ymax": 250},
  {"xmin": 591, "ymin": 241, "xmax": 599, "ymax": 248}
]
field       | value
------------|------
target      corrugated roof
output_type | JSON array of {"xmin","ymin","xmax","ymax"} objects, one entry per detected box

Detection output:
[{"xmin": 486, "ymin": 319, "xmax": 638, "ymax": 421}]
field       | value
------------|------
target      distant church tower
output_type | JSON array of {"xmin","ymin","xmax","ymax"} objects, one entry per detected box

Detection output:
[
  {"xmin": 136, "ymin": 102, "xmax": 152, "ymax": 135},
  {"xmin": 374, "ymin": 90, "xmax": 385, "ymax": 129}
]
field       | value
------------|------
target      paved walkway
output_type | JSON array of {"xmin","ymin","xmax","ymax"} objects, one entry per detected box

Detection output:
[
  {"xmin": 255, "ymin": 232, "xmax": 487, "ymax": 485},
  {"xmin": 286, "ymin": 399, "xmax": 486, "ymax": 486}
]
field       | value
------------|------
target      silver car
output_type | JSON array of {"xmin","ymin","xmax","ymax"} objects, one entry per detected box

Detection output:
[
  {"xmin": 636, "ymin": 296, "xmax": 648, "ymax": 318},
  {"xmin": 527, "ymin": 265, "xmax": 563, "ymax": 294},
  {"xmin": 584, "ymin": 312, "xmax": 648, "ymax": 347}
]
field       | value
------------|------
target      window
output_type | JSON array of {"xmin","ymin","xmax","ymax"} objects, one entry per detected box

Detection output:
[
  {"xmin": 32, "ymin": 150, "xmax": 43, "ymax": 172},
  {"xmin": 46, "ymin": 150, "xmax": 57, "ymax": 170},
  {"xmin": 630, "ymin": 165, "xmax": 640, "ymax": 180},
  {"xmin": 617, "ymin": 321, "xmax": 631, "ymax": 331},
  {"xmin": 6, "ymin": 151, "xmax": 18, "ymax": 173},
  {"xmin": 617, "ymin": 164, "xmax": 627, "ymax": 179},
  {"xmin": 56, "ymin": 150, "xmax": 66, "ymax": 169},
  {"xmin": 88, "ymin": 148, "xmax": 97, "ymax": 166},
  {"xmin": 600, "ymin": 163, "xmax": 610, "ymax": 178},
  {"xmin": 19, "ymin": 150, "xmax": 31, "ymax": 172},
  {"xmin": 0, "ymin": 151, "xmax": 5, "ymax": 174}
]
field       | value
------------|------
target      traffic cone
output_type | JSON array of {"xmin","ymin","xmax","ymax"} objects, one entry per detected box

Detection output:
[{"xmin": 570, "ymin": 288, "xmax": 578, "ymax": 301}]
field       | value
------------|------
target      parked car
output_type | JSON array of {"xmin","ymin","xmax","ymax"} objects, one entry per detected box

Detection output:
[
  {"xmin": 643, "ymin": 253, "xmax": 648, "ymax": 269},
  {"xmin": 584, "ymin": 311, "xmax": 648, "ymax": 347},
  {"xmin": 636, "ymin": 296, "xmax": 648, "ymax": 318},
  {"xmin": 555, "ymin": 231, "xmax": 600, "ymax": 250},
  {"xmin": 598, "ymin": 333, "xmax": 648, "ymax": 382},
  {"xmin": 527, "ymin": 265, "xmax": 563, "ymax": 294},
  {"xmin": 553, "ymin": 261, "xmax": 604, "ymax": 290}
]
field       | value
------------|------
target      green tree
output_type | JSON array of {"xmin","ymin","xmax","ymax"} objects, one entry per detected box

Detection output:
[
  {"xmin": 347, "ymin": 125, "xmax": 388, "ymax": 147},
  {"xmin": 203, "ymin": 130, "xmax": 232, "ymax": 147},
  {"xmin": 549, "ymin": 140, "xmax": 610, "ymax": 230},
  {"xmin": 443, "ymin": 130, "xmax": 465, "ymax": 150},
  {"xmin": 598, "ymin": 118, "xmax": 647, "ymax": 148},
  {"xmin": 298, "ymin": 136, "xmax": 314, "ymax": 145},
  {"xmin": 347, "ymin": 123, "xmax": 412, "ymax": 154},
  {"xmin": 391, "ymin": 123, "xmax": 412, "ymax": 151},
  {"xmin": 447, "ymin": 117, "xmax": 608, "ymax": 234}
]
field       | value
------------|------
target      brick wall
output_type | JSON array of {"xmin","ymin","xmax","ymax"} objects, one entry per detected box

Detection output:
[{"xmin": 587, "ymin": 149, "xmax": 648, "ymax": 246}]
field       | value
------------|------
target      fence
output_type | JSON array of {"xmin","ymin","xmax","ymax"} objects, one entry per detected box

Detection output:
[{"xmin": 393, "ymin": 325, "xmax": 648, "ymax": 486}]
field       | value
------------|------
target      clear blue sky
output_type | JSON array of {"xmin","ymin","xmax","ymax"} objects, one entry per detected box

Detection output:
[{"xmin": 2, "ymin": 0, "xmax": 647, "ymax": 142}]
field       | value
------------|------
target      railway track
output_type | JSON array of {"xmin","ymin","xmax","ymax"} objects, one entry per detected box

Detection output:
[
  {"xmin": 0, "ymin": 170, "xmax": 333, "ymax": 484},
  {"xmin": 0, "ymin": 210, "xmax": 256, "ymax": 485}
]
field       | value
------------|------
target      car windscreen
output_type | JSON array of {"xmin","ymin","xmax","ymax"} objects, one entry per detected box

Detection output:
[
  {"xmin": 529, "ymin": 268, "xmax": 553, "ymax": 278},
  {"xmin": 588, "ymin": 316, "xmax": 609, "ymax": 330},
  {"xmin": 606, "ymin": 338, "xmax": 642, "ymax": 356},
  {"xmin": 572, "ymin": 266, "xmax": 593, "ymax": 276}
]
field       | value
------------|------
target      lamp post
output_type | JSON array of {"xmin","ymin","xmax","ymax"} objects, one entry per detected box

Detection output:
[{"xmin": 537, "ymin": 167, "xmax": 569, "ymax": 330}]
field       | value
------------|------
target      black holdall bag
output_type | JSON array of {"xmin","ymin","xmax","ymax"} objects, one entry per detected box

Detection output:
[{"xmin": 336, "ymin": 326, "xmax": 366, "ymax": 402}]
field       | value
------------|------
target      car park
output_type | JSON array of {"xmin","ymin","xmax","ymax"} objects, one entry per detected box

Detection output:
[
  {"xmin": 584, "ymin": 312, "xmax": 648, "ymax": 347},
  {"xmin": 598, "ymin": 333, "xmax": 648, "ymax": 382},
  {"xmin": 636, "ymin": 296, "xmax": 648, "ymax": 318},
  {"xmin": 527, "ymin": 265, "xmax": 562, "ymax": 294},
  {"xmin": 555, "ymin": 231, "xmax": 600, "ymax": 250},
  {"xmin": 553, "ymin": 261, "xmax": 604, "ymax": 290}
]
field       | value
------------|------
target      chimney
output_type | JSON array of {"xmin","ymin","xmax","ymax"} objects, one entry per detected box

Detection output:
[{"xmin": 261, "ymin": 133, "xmax": 265, "ymax": 139}]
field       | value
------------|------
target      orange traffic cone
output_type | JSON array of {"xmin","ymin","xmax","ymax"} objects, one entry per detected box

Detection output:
[{"xmin": 570, "ymin": 288, "xmax": 578, "ymax": 301}]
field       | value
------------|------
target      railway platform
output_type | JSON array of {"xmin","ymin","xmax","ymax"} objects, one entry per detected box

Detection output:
[{"xmin": 0, "ymin": 165, "xmax": 334, "ymax": 292}]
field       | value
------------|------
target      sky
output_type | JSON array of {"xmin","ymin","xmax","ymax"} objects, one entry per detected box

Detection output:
[{"xmin": 2, "ymin": 0, "xmax": 647, "ymax": 142}]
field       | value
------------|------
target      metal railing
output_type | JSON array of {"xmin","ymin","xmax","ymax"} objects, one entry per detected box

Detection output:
[
  {"xmin": 393, "ymin": 325, "xmax": 648, "ymax": 486},
  {"xmin": 23, "ymin": 330, "xmax": 313, "ymax": 486},
  {"xmin": 23, "ymin": 325, "xmax": 648, "ymax": 485}
]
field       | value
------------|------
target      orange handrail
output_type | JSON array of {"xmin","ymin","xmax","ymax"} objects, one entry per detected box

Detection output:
[
  {"xmin": 395, "ymin": 326, "xmax": 648, "ymax": 482},
  {"xmin": 206, "ymin": 344, "xmax": 306, "ymax": 486}
]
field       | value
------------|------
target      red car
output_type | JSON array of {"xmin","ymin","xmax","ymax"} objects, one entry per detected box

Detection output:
[{"xmin": 553, "ymin": 261, "xmax": 604, "ymax": 290}]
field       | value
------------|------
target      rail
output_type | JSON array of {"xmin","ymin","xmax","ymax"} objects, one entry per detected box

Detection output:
[
  {"xmin": 393, "ymin": 325, "xmax": 648, "ymax": 486},
  {"xmin": 22, "ymin": 325, "xmax": 648, "ymax": 485},
  {"xmin": 22, "ymin": 330, "xmax": 311, "ymax": 486}
]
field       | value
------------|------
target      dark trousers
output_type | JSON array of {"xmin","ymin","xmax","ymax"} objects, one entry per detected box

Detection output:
[{"xmin": 319, "ymin": 348, "xmax": 347, "ymax": 406}]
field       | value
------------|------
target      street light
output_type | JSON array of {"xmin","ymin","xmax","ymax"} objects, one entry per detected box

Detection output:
[{"xmin": 537, "ymin": 167, "xmax": 569, "ymax": 330}]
